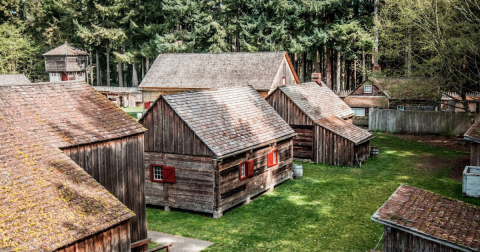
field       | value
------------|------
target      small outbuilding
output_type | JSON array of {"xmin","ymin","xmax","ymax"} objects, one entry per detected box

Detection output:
[
  {"xmin": 43, "ymin": 42, "xmax": 88, "ymax": 82},
  {"xmin": 0, "ymin": 96, "xmax": 134, "ymax": 251},
  {"xmin": 343, "ymin": 80, "xmax": 390, "ymax": 118},
  {"xmin": 464, "ymin": 122, "xmax": 480, "ymax": 166},
  {"xmin": 266, "ymin": 82, "xmax": 373, "ymax": 166},
  {"xmin": 0, "ymin": 81, "xmax": 147, "ymax": 246},
  {"xmin": 372, "ymin": 185, "xmax": 480, "ymax": 252},
  {"xmin": 139, "ymin": 51, "xmax": 299, "ymax": 107},
  {"xmin": 0, "ymin": 74, "xmax": 31, "ymax": 85},
  {"xmin": 139, "ymin": 86, "xmax": 296, "ymax": 218}
]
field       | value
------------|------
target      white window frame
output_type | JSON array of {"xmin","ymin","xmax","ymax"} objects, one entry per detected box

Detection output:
[
  {"xmin": 364, "ymin": 85, "xmax": 372, "ymax": 93},
  {"xmin": 153, "ymin": 166, "xmax": 162, "ymax": 180},
  {"xmin": 352, "ymin": 108, "xmax": 366, "ymax": 117},
  {"xmin": 397, "ymin": 105, "xmax": 405, "ymax": 111},
  {"xmin": 241, "ymin": 163, "xmax": 246, "ymax": 178},
  {"xmin": 273, "ymin": 150, "xmax": 278, "ymax": 164}
]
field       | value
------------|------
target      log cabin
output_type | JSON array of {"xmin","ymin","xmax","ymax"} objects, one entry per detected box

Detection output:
[
  {"xmin": 0, "ymin": 74, "xmax": 31, "ymax": 85},
  {"xmin": 464, "ymin": 122, "xmax": 480, "ymax": 166},
  {"xmin": 343, "ymin": 80, "xmax": 390, "ymax": 118},
  {"xmin": 139, "ymin": 86, "xmax": 296, "ymax": 218},
  {"xmin": 266, "ymin": 82, "xmax": 373, "ymax": 166},
  {"xmin": 371, "ymin": 185, "xmax": 480, "ymax": 252},
  {"xmin": 139, "ymin": 51, "xmax": 300, "ymax": 109},
  {"xmin": 0, "ymin": 96, "xmax": 134, "ymax": 251},
  {"xmin": 43, "ymin": 43, "xmax": 88, "ymax": 82},
  {"xmin": 0, "ymin": 81, "xmax": 147, "ymax": 246}
]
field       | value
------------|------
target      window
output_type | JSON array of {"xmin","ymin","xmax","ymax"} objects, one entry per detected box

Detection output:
[
  {"xmin": 364, "ymin": 85, "xmax": 372, "ymax": 93},
  {"xmin": 150, "ymin": 164, "xmax": 175, "ymax": 183},
  {"xmin": 144, "ymin": 102, "xmax": 153, "ymax": 109},
  {"xmin": 397, "ymin": 105, "xmax": 405, "ymax": 111},
  {"xmin": 282, "ymin": 76, "xmax": 287, "ymax": 86},
  {"xmin": 239, "ymin": 160, "xmax": 254, "ymax": 180},
  {"xmin": 352, "ymin": 108, "xmax": 366, "ymax": 117},
  {"xmin": 267, "ymin": 149, "xmax": 279, "ymax": 167}
]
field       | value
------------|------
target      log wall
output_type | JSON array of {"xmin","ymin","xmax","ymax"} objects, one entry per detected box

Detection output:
[
  {"xmin": 145, "ymin": 152, "xmax": 215, "ymax": 213},
  {"xmin": 62, "ymin": 134, "xmax": 147, "ymax": 244},
  {"xmin": 382, "ymin": 226, "xmax": 461, "ymax": 252},
  {"xmin": 56, "ymin": 220, "xmax": 131, "ymax": 252},
  {"xmin": 217, "ymin": 139, "xmax": 293, "ymax": 212},
  {"xmin": 141, "ymin": 99, "xmax": 214, "ymax": 156},
  {"xmin": 471, "ymin": 143, "xmax": 480, "ymax": 166},
  {"xmin": 266, "ymin": 89, "xmax": 315, "ymax": 126},
  {"xmin": 291, "ymin": 125, "xmax": 314, "ymax": 160}
]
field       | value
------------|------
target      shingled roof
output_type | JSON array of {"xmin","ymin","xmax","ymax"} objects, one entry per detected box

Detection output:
[
  {"xmin": 0, "ymin": 81, "xmax": 145, "ymax": 148},
  {"xmin": 43, "ymin": 43, "xmax": 88, "ymax": 56},
  {"xmin": 0, "ymin": 74, "xmax": 31, "ymax": 86},
  {"xmin": 343, "ymin": 96, "xmax": 389, "ymax": 108},
  {"xmin": 0, "ymin": 102, "xmax": 133, "ymax": 251},
  {"xmin": 140, "ymin": 52, "xmax": 298, "ymax": 90},
  {"xmin": 158, "ymin": 86, "xmax": 296, "ymax": 157},
  {"xmin": 464, "ymin": 122, "xmax": 480, "ymax": 143},
  {"xmin": 275, "ymin": 82, "xmax": 372, "ymax": 144},
  {"xmin": 372, "ymin": 185, "xmax": 480, "ymax": 251}
]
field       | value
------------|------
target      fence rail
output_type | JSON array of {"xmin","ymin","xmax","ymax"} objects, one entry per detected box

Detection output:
[{"xmin": 368, "ymin": 108, "xmax": 479, "ymax": 136}]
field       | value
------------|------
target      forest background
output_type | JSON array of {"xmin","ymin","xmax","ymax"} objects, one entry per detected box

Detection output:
[{"xmin": 1, "ymin": 0, "xmax": 480, "ymax": 101}]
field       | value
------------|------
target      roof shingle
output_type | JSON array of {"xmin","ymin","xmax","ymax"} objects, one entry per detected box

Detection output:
[
  {"xmin": 344, "ymin": 96, "xmax": 389, "ymax": 108},
  {"xmin": 277, "ymin": 82, "xmax": 372, "ymax": 144},
  {"xmin": 140, "ymin": 52, "xmax": 293, "ymax": 90},
  {"xmin": 0, "ymin": 81, "xmax": 145, "ymax": 148},
  {"xmin": 372, "ymin": 185, "xmax": 480, "ymax": 251},
  {"xmin": 465, "ymin": 122, "xmax": 480, "ymax": 142},
  {"xmin": 162, "ymin": 86, "xmax": 296, "ymax": 157},
  {"xmin": 0, "ymin": 102, "xmax": 133, "ymax": 251}
]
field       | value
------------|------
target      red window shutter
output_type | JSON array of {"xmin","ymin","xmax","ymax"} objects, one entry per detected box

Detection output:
[
  {"xmin": 162, "ymin": 166, "xmax": 176, "ymax": 183},
  {"xmin": 267, "ymin": 152, "xmax": 273, "ymax": 167},
  {"xmin": 144, "ymin": 102, "xmax": 151, "ymax": 109},
  {"xmin": 247, "ymin": 159, "xmax": 254, "ymax": 177}
]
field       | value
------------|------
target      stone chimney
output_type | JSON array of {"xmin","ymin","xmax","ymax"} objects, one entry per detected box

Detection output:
[{"xmin": 311, "ymin": 73, "xmax": 322, "ymax": 86}]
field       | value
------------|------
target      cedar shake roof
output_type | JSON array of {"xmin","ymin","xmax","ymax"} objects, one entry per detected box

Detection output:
[
  {"xmin": 276, "ymin": 82, "xmax": 372, "ymax": 144},
  {"xmin": 344, "ymin": 96, "xmax": 389, "ymax": 108},
  {"xmin": 0, "ymin": 81, "xmax": 145, "ymax": 148},
  {"xmin": 161, "ymin": 86, "xmax": 296, "ymax": 157},
  {"xmin": 140, "ymin": 52, "xmax": 298, "ymax": 90},
  {"xmin": 464, "ymin": 122, "xmax": 480, "ymax": 143},
  {"xmin": 0, "ymin": 109, "xmax": 133, "ymax": 251},
  {"xmin": 0, "ymin": 74, "xmax": 31, "ymax": 86},
  {"xmin": 371, "ymin": 77, "xmax": 439, "ymax": 101},
  {"xmin": 372, "ymin": 185, "xmax": 480, "ymax": 251},
  {"xmin": 43, "ymin": 43, "xmax": 88, "ymax": 56}
]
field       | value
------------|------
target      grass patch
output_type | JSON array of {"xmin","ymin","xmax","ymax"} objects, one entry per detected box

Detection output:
[
  {"xmin": 147, "ymin": 133, "xmax": 479, "ymax": 251},
  {"xmin": 121, "ymin": 107, "xmax": 143, "ymax": 120}
]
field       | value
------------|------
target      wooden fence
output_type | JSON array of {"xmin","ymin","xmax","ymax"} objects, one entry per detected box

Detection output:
[{"xmin": 368, "ymin": 108, "xmax": 479, "ymax": 136}]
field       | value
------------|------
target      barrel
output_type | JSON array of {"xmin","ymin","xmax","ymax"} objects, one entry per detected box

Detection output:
[
  {"xmin": 371, "ymin": 146, "xmax": 379, "ymax": 157},
  {"xmin": 293, "ymin": 164, "xmax": 303, "ymax": 179},
  {"xmin": 136, "ymin": 112, "xmax": 143, "ymax": 119}
]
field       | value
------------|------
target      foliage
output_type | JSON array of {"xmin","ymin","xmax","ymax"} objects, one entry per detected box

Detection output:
[{"xmin": 147, "ymin": 133, "xmax": 476, "ymax": 251}]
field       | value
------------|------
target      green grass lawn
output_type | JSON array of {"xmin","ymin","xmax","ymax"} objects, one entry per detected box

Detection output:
[
  {"xmin": 146, "ymin": 133, "xmax": 480, "ymax": 251},
  {"xmin": 121, "ymin": 107, "xmax": 143, "ymax": 120}
]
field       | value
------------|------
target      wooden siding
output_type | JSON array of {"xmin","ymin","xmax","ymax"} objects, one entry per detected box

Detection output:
[
  {"xmin": 62, "ymin": 134, "xmax": 147, "ymax": 244},
  {"xmin": 266, "ymin": 89, "xmax": 315, "ymax": 125},
  {"xmin": 269, "ymin": 57, "xmax": 298, "ymax": 94},
  {"xmin": 142, "ymin": 98, "xmax": 214, "ymax": 156},
  {"xmin": 471, "ymin": 143, "xmax": 480, "ymax": 166},
  {"xmin": 382, "ymin": 226, "xmax": 461, "ymax": 252},
  {"xmin": 145, "ymin": 152, "xmax": 215, "ymax": 213},
  {"xmin": 55, "ymin": 220, "xmax": 131, "ymax": 252},
  {"xmin": 350, "ymin": 83, "xmax": 383, "ymax": 96},
  {"xmin": 45, "ymin": 55, "xmax": 88, "ymax": 72},
  {"xmin": 291, "ymin": 125, "xmax": 314, "ymax": 159},
  {"xmin": 217, "ymin": 139, "xmax": 293, "ymax": 212}
]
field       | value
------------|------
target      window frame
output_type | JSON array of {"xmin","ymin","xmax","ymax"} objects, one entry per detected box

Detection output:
[
  {"xmin": 282, "ymin": 76, "xmax": 287, "ymax": 86},
  {"xmin": 267, "ymin": 149, "xmax": 279, "ymax": 167},
  {"xmin": 363, "ymin": 85, "xmax": 372, "ymax": 94},
  {"xmin": 150, "ymin": 164, "xmax": 175, "ymax": 183},
  {"xmin": 239, "ymin": 161, "xmax": 247, "ymax": 180},
  {"xmin": 352, "ymin": 108, "xmax": 366, "ymax": 117},
  {"xmin": 397, "ymin": 105, "xmax": 405, "ymax": 111}
]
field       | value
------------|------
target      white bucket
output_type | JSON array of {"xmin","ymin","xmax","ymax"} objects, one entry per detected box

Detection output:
[
  {"xmin": 293, "ymin": 164, "xmax": 303, "ymax": 179},
  {"xmin": 137, "ymin": 112, "xmax": 143, "ymax": 119}
]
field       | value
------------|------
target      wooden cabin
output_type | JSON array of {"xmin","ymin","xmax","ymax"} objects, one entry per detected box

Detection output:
[
  {"xmin": 139, "ymin": 51, "xmax": 300, "ymax": 108},
  {"xmin": 139, "ymin": 86, "xmax": 296, "ymax": 218},
  {"xmin": 442, "ymin": 92, "xmax": 480, "ymax": 113},
  {"xmin": 94, "ymin": 86, "xmax": 143, "ymax": 108},
  {"xmin": 344, "ymin": 80, "xmax": 390, "ymax": 118},
  {"xmin": 464, "ymin": 122, "xmax": 480, "ymax": 166},
  {"xmin": 0, "ymin": 74, "xmax": 31, "ymax": 85},
  {"xmin": 372, "ymin": 185, "xmax": 480, "ymax": 252},
  {"xmin": 266, "ymin": 82, "xmax": 373, "ymax": 167},
  {"xmin": 0, "ymin": 100, "xmax": 134, "ymax": 251},
  {"xmin": 0, "ymin": 81, "xmax": 147, "ymax": 247},
  {"xmin": 43, "ymin": 43, "xmax": 88, "ymax": 82}
]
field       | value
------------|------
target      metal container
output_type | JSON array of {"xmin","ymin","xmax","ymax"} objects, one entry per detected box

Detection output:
[
  {"xmin": 371, "ymin": 146, "xmax": 379, "ymax": 157},
  {"xmin": 463, "ymin": 166, "xmax": 480, "ymax": 197},
  {"xmin": 293, "ymin": 164, "xmax": 303, "ymax": 179}
]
